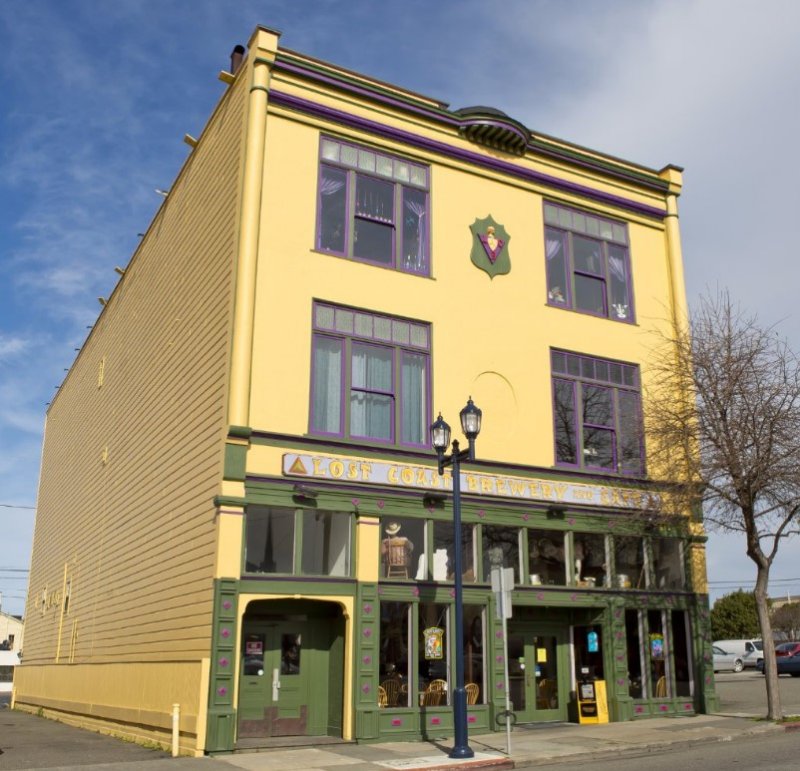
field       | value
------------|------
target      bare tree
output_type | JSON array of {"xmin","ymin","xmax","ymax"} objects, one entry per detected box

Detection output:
[{"xmin": 645, "ymin": 290, "xmax": 800, "ymax": 720}]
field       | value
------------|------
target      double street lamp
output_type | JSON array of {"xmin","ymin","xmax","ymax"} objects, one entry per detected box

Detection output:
[{"xmin": 430, "ymin": 397, "xmax": 482, "ymax": 760}]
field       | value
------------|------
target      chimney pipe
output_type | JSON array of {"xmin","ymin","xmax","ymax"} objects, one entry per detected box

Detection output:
[{"xmin": 230, "ymin": 45, "xmax": 245, "ymax": 74}]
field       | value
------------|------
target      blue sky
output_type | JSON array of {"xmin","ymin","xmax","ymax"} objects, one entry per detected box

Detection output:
[{"xmin": 1, "ymin": 0, "xmax": 799, "ymax": 617}]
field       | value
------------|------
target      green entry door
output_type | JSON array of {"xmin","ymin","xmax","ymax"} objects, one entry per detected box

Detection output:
[
  {"xmin": 508, "ymin": 625, "xmax": 569, "ymax": 723},
  {"xmin": 238, "ymin": 622, "xmax": 313, "ymax": 738}
]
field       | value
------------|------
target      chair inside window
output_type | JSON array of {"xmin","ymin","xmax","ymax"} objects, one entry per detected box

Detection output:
[
  {"xmin": 384, "ymin": 537, "xmax": 413, "ymax": 578},
  {"xmin": 380, "ymin": 678, "xmax": 401, "ymax": 707},
  {"xmin": 420, "ymin": 678, "xmax": 448, "ymax": 706},
  {"xmin": 655, "ymin": 675, "xmax": 667, "ymax": 698},
  {"xmin": 378, "ymin": 685, "xmax": 388, "ymax": 708},
  {"xmin": 537, "ymin": 678, "xmax": 557, "ymax": 709},
  {"xmin": 465, "ymin": 682, "xmax": 479, "ymax": 705}
]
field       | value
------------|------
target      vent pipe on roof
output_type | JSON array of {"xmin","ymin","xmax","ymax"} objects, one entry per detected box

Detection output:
[{"xmin": 230, "ymin": 45, "xmax": 245, "ymax": 74}]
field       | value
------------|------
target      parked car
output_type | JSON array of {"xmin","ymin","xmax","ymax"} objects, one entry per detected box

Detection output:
[
  {"xmin": 757, "ymin": 650, "xmax": 800, "ymax": 676},
  {"xmin": 713, "ymin": 639, "xmax": 763, "ymax": 669},
  {"xmin": 713, "ymin": 644, "xmax": 744, "ymax": 673},
  {"xmin": 775, "ymin": 641, "xmax": 800, "ymax": 658}
]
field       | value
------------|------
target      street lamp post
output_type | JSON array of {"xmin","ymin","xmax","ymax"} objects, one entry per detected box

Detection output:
[{"xmin": 430, "ymin": 397, "xmax": 482, "ymax": 760}]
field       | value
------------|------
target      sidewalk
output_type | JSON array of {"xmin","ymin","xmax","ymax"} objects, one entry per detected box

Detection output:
[{"xmin": 211, "ymin": 714, "xmax": 783, "ymax": 771}]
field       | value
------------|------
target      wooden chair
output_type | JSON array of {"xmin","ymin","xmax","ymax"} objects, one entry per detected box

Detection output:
[
  {"xmin": 655, "ymin": 675, "xmax": 667, "ymax": 698},
  {"xmin": 537, "ymin": 678, "xmax": 557, "ymax": 709},
  {"xmin": 381, "ymin": 678, "xmax": 401, "ymax": 707},
  {"xmin": 384, "ymin": 537, "xmax": 412, "ymax": 578},
  {"xmin": 465, "ymin": 682, "xmax": 479, "ymax": 705},
  {"xmin": 378, "ymin": 685, "xmax": 388, "ymax": 708},
  {"xmin": 419, "ymin": 679, "xmax": 448, "ymax": 706}
]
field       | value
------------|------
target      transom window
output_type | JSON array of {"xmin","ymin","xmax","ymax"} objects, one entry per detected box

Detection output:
[
  {"xmin": 317, "ymin": 137, "xmax": 429, "ymax": 275},
  {"xmin": 544, "ymin": 202, "xmax": 634, "ymax": 322},
  {"xmin": 310, "ymin": 302, "xmax": 430, "ymax": 447},
  {"xmin": 552, "ymin": 349, "xmax": 644, "ymax": 475}
]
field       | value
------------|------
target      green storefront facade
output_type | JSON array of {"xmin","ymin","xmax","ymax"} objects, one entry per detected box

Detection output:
[{"xmin": 204, "ymin": 435, "xmax": 719, "ymax": 752}]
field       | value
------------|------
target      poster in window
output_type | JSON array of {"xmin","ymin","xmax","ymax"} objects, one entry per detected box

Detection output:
[
  {"xmin": 650, "ymin": 633, "xmax": 664, "ymax": 660},
  {"xmin": 423, "ymin": 627, "xmax": 444, "ymax": 660},
  {"xmin": 587, "ymin": 630, "xmax": 599, "ymax": 653}
]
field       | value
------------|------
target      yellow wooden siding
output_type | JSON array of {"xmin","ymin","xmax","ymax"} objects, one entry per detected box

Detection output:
[{"xmin": 22, "ymin": 72, "xmax": 247, "ymax": 667}]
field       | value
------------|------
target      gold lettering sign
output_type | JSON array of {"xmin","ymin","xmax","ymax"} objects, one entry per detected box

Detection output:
[{"xmin": 282, "ymin": 453, "xmax": 653, "ymax": 511}]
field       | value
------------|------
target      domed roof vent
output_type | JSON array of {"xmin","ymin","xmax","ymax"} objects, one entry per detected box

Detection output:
[{"xmin": 455, "ymin": 106, "xmax": 530, "ymax": 156}]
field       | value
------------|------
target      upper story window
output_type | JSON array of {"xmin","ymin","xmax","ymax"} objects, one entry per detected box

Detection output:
[
  {"xmin": 317, "ymin": 137, "xmax": 430, "ymax": 275},
  {"xmin": 310, "ymin": 302, "xmax": 430, "ymax": 448},
  {"xmin": 544, "ymin": 202, "xmax": 634, "ymax": 322},
  {"xmin": 552, "ymin": 349, "xmax": 644, "ymax": 476}
]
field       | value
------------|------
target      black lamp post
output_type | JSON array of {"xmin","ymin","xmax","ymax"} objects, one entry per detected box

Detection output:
[{"xmin": 430, "ymin": 397, "xmax": 482, "ymax": 760}]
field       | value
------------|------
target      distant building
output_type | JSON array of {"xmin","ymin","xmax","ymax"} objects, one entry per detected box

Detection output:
[
  {"xmin": 16, "ymin": 25, "xmax": 715, "ymax": 756},
  {"xmin": 0, "ymin": 610, "xmax": 23, "ymax": 653}
]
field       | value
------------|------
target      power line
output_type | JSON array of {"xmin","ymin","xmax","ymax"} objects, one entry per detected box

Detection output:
[{"xmin": 0, "ymin": 503, "xmax": 35, "ymax": 510}]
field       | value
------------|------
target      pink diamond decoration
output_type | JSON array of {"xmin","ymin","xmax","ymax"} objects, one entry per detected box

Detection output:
[
  {"xmin": 219, "ymin": 657, "xmax": 229, "ymax": 668},
  {"xmin": 659, "ymin": 705, "xmax": 668, "ymax": 711},
  {"xmin": 537, "ymin": 592, "xmax": 544, "ymax": 601},
  {"xmin": 221, "ymin": 628, "xmax": 230, "ymax": 638},
  {"xmin": 635, "ymin": 706, "xmax": 644, "ymax": 714},
  {"xmin": 363, "ymin": 628, "xmax": 372, "ymax": 637},
  {"xmin": 218, "ymin": 686, "xmax": 227, "ymax": 696},
  {"xmin": 392, "ymin": 718, "xmax": 403, "ymax": 726},
  {"xmin": 362, "ymin": 684, "xmax": 371, "ymax": 694},
  {"xmin": 377, "ymin": 500, "xmax": 385, "ymax": 509},
  {"xmin": 222, "ymin": 600, "xmax": 232, "ymax": 610},
  {"xmin": 522, "ymin": 513, "xmax": 529, "ymax": 521},
  {"xmin": 351, "ymin": 498, "xmax": 360, "ymax": 507},
  {"xmin": 363, "ymin": 604, "xmax": 372, "ymax": 614},
  {"xmin": 431, "ymin": 717, "xmax": 441, "ymax": 725},
  {"xmin": 468, "ymin": 715, "xmax": 477, "ymax": 723}
]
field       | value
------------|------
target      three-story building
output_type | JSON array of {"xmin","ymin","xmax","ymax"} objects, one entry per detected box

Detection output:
[{"xmin": 16, "ymin": 25, "xmax": 718, "ymax": 756}]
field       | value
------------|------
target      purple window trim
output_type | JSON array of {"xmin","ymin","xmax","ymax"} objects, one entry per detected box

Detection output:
[
  {"xmin": 274, "ymin": 90, "xmax": 667, "ymax": 219},
  {"xmin": 310, "ymin": 302, "xmax": 431, "ymax": 450},
  {"xmin": 544, "ymin": 203, "xmax": 635, "ymax": 324},
  {"xmin": 551, "ymin": 350, "xmax": 645, "ymax": 477},
  {"xmin": 316, "ymin": 138, "xmax": 430, "ymax": 276}
]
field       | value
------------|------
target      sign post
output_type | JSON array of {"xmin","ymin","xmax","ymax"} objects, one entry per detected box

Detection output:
[{"xmin": 491, "ymin": 564, "xmax": 514, "ymax": 757}]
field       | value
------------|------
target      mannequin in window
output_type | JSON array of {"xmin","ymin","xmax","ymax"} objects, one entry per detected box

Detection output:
[{"xmin": 382, "ymin": 522, "xmax": 414, "ymax": 578}]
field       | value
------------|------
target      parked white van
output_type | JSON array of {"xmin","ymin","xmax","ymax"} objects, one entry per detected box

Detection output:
[{"xmin": 713, "ymin": 639, "xmax": 763, "ymax": 669}]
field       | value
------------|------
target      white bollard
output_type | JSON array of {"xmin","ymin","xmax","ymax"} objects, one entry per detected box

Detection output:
[{"xmin": 172, "ymin": 703, "xmax": 180, "ymax": 757}]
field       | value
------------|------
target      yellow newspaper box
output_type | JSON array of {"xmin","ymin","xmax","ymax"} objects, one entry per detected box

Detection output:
[{"xmin": 577, "ymin": 679, "xmax": 609, "ymax": 724}]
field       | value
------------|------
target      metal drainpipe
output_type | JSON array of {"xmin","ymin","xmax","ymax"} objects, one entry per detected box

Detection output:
[{"xmin": 172, "ymin": 703, "xmax": 180, "ymax": 757}]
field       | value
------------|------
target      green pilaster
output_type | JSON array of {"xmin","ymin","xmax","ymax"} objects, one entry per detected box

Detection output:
[
  {"xmin": 354, "ymin": 582, "xmax": 381, "ymax": 739},
  {"xmin": 205, "ymin": 578, "xmax": 239, "ymax": 752}
]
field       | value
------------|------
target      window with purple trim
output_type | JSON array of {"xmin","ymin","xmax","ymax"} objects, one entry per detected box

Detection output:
[
  {"xmin": 317, "ymin": 137, "xmax": 429, "ymax": 274},
  {"xmin": 551, "ymin": 349, "xmax": 644, "ymax": 475},
  {"xmin": 544, "ymin": 202, "xmax": 634, "ymax": 321},
  {"xmin": 310, "ymin": 302, "xmax": 430, "ymax": 447}
]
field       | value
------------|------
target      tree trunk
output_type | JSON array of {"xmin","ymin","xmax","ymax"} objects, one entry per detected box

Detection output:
[{"xmin": 754, "ymin": 566, "xmax": 781, "ymax": 719}]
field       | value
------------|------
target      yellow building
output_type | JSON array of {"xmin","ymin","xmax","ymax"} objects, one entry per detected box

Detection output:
[{"xmin": 16, "ymin": 25, "xmax": 717, "ymax": 755}]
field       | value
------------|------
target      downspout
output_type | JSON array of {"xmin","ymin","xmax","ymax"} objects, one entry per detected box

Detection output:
[{"xmin": 659, "ymin": 165, "xmax": 687, "ymax": 335}]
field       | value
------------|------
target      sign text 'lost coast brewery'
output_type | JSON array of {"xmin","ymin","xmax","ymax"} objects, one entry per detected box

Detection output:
[{"xmin": 283, "ymin": 453, "xmax": 654, "ymax": 510}]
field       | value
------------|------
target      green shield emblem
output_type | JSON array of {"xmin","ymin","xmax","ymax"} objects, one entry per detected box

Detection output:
[{"xmin": 469, "ymin": 216, "xmax": 511, "ymax": 278}]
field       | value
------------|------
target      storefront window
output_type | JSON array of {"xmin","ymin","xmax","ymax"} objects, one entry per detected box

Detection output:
[
  {"xmin": 648, "ymin": 609, "xmax": 669, "ymax": 698},
  {"xmin": 244, "ymin": 506, "xmax": 295, "ymax": 573},
  {"xmin": 301, "ymin": 511, "xmax": 351, "ymax": 576},
  {"xmin": 528, "ymin": 530, "xmax": 567, "ymax": 585},
  {"xmin": 418, "ymin": 603, "xmax": 450, "ymax": 705},
  {"xmin": 379, "ymin": 602, "xmax": 411, "ymax": 707},
  {"xmin": 381, "ymin": 517, "xmax": 425, "ymax": 579},
  {"xmin": 652, "ymin": 538, "xmax": 684, "ymax": 590},
  {"xmin": 463, "ymin": 605, "xmax": 485, "ymax": 704},
  {"xmin": 482, "ymin": 525, "xmax": 521, "ymax": 583},
  {"xmin": 671, "ymin": 610, "xmax": 693, "ymax": 697},
  {"xmin": 432, "ymin": 520, "xmax": 476, "ymax": 582},
  {"xmin": 613, "ymin": 535, "xmax": 645, "ymax": 589},
  {"xmin": 625, "ymin": 610, "xmax": 644, "ymax": 698},
  {"xmin": 573, "ymin": 532, "xmax": 607, "ymax": 587}
]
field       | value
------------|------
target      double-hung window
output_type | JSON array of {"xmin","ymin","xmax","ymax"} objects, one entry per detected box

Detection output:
[
  {"xmin": 317, "ymin": 136, "xmax": 430, "ymax": 274},
  {"xmin": 310, "ymin": 302, "xmax": 430, "ymax": 447},
  {"xmin": 551, "ymin": 349, "xmax": 644, "ymax": 475},
  {"xmin": 544, "ymin": 202, "xmax": 634, "ymax": 322}
]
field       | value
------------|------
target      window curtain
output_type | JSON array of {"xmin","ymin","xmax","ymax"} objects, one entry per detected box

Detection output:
[
  {"xmin": 401, "ymin": 353, "xmax": 427, "ymax": 444},
  {"xmin": 351, "ymin": 345, "xmax": 393, "ymax": 439},
  {"xmin": 312, "ymin": 337, "xmax": 342, "ymax": 434}
]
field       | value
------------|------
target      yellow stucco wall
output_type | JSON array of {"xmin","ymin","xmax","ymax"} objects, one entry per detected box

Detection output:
[{"xmin": 247, "ymin": 100, "xmax": 679, "ymax": 469}]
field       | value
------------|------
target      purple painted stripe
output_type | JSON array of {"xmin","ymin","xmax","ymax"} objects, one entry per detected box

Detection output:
[
  {"xmin": 274, "ymin": 58, "xmax": 671, "ymax": 193},
  {"xmin": 269, "ymin": 90, "xmax": 667, "ymax": 220}
]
